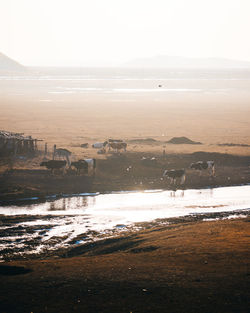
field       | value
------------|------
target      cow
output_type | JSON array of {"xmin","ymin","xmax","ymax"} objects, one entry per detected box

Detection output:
[
  {"xmin": 40, "ymin": 160, "xmax": 67, "ymax": 174},
  {"xmin": 53, "ymin": 145, "xmax": 71, "ymax": 166},
  {"xmin": 70, "ymin": 159, "xmax": 88, "ymax": 175},
  {"xmin": 108, "ymin": 139, "xmax": 124, "ymax": 143},
  {"xmin": 108, "ymin": 142, "xmax": 127, "ymax": 153},
  {"xmin": 84, "ymin": 158, "xmax": 96, "ymax": 176},
  {"xmin": 190, "ymin": 161, "xmax": 215, "ymax": 176},
  {"xmin": 163, "ymin": 169, "xmax": 186, "ymax": 185},
  {"xmin": 92, "ymin": 141, "xmax": 108, "ymax": 149}
]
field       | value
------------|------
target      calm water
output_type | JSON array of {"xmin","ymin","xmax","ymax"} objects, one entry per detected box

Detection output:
[
  {"xmin": 1, "ymin": 68, "xmax": 250, "ymax": 98},
  {"xmin": 0, "ymin": 185, "xmax": 250, "ymax": 259}
]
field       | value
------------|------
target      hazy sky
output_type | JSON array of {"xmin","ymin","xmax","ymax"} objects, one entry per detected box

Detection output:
[{"xmin": 1, "ymin": 0, "xmax": 250, "ymax": 66}]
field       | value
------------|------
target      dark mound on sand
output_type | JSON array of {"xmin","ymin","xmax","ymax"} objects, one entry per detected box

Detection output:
[{"xmin": 166, "ymin": 137, "xmax": 202, "ymax": 145}]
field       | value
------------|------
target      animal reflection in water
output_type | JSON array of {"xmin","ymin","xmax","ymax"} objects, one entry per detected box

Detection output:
[
  {"xmin": 48, "ymin": 196, "xmax": 95, "ymax": 211},
  {"xmin": 170, "ymin": 190, "xmax": 185, "ymax": 197}
]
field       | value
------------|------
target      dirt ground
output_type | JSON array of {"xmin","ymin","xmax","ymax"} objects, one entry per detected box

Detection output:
[
  {"xmin": 1, "ymin": 217, "xmax": 249, "ymax": 313},
  {"xmin": 0, "ymin": 150, "xmax": 250, "ymax": 202}
]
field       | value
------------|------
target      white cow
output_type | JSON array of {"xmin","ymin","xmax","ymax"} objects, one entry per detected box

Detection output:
[
  {"xmin": 190, "ymin": 161, "xmax": 215, "ymax": 176},
  {"xmin": 85, "ymin": 158, "xmax": 96, "ymax": 176},
  {"xmin": 92, "ymin": 141, "xmax": 108, "ymax": 149}
]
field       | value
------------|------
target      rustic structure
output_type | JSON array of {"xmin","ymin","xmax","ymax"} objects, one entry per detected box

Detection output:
[{"xmin": 0, "ymin": 130, "xmax": 41, "ymax": 156}]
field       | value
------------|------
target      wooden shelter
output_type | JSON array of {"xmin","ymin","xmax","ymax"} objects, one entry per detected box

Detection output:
[{"xmin": 0, "ymin": 130, "xmax": 41, "ymax": 156}]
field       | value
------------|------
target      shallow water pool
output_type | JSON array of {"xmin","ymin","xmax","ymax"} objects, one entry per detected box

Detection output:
[{"xmin": 0, "ymin": 185, "xmax": 250, "ymax": 259}]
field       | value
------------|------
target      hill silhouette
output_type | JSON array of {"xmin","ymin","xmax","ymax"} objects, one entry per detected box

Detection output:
[
  {"xmin": 0, "ymin": 52, "xmax": 26, "ymax": 72},
  {"xmin": 125, "ymin": 56, "xmax": 250, "ymax": 69}
]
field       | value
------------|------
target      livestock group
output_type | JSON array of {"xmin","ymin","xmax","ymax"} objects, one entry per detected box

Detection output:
[
  {"xmin": 2, "ymin": 131, "xmax": 215, "ymax": 187},
  {"xmin": 92, "ymin": 139, "xmax": 127, "ymax": 154},
  {"xmin": 40, "ymin": 158, "xmax": 96, "ymax": 176},
  {"xmin": 41, "ymin": 138, "xmax": 215, "ymax": 188},
  {"xmin": 162, "ymin": 160, "xmax": 215, "ymax": 186},
  {"xmin": 40, "ymin": 138, "xmax": 126, "ymax": 176}
]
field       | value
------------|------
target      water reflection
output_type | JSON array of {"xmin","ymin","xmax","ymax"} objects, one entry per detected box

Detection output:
[
  {"xmin": 0, "ymin": 185, "xmax": 250, "ymax": 258},
  {"xmin": 47, "ymin": 196, "xmax": 94, "ymax": 211},
  {"xmin": 170, "ymin": 190, "xmax": 185, "ymax": 198}
]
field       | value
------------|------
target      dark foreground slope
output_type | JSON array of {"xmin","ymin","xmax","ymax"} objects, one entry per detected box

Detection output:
[{"xmin": 1, "ymin": 218, "xmax": 249, "ymax": 313}]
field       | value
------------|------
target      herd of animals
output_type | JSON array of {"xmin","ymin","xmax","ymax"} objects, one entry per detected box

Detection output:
[
  {"xmin": 163, "ymin": 161, "xmax": 215, "ymax": 185},
  {"xmin": 40, "ymin": 139, "xmax": 126, "ymax": 175},
  {"xmin": 40, "ymin": 139, "xmax": 215, "ymax": 186}
]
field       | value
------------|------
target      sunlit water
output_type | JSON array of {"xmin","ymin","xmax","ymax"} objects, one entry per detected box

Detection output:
[
  {"xmin": 0, "ymin": 185, "xmax": 250, "ymax": 259},
  {"xmin": 1, "ymin": 68, "xmax": 250, "ymax": 99}
]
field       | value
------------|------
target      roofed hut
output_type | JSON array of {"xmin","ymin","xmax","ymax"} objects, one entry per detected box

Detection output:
[{"xmin": 0, "ymin": 130, "xmax": 41, "ymax": 157}]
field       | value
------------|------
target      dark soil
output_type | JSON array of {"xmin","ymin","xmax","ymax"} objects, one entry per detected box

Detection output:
[
  {"xmin": 1, "ymin": 151, "xmax": 250, "ymax": 203},
  {"xmin": 1, "ymin": 217, "xmax": 249, "ymax": 313}
]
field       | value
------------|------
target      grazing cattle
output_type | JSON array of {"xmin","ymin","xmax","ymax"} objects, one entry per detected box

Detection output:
[
  {"xmin": 40, "ymin": 160, "xmax": 66, "ymax": 174},
  {"xmin": 92, "ymin": 141, "xmax": 108, "ymax": 149},
  {"xmin": 108, "ymin": 142, "xmax": 127, "ymax": 153},
  {"xmin": 108, "ymin": 139, "xmax": 124, "ymax": 143},
  {"xmin": 53, "ymin": 145, "xmax": 71, "ymax": 166},
  {"xmin": 71, "ymin": 159, "xmax": 88, "ymax": 175},
  {"xmin": 190, "ymin": 161, "xmax": 215, "ymax": 176},
  {"xmin": 163, "ymin": 169, "xmax": 186, "ymax": 185}
]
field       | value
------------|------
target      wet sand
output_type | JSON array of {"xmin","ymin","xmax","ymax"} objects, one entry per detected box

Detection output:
[{"xmin": 1, "ymin": 217, "xmax": 249, "ymax": 313}]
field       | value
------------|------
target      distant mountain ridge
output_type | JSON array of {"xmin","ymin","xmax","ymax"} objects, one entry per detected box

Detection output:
[
  {"xmin": 125, "ymin": 55, "xmax": 250, "ymax": 69},
  {"xmin": 0, "ymin": 52, "xmax": 26, "ymax": 72}
]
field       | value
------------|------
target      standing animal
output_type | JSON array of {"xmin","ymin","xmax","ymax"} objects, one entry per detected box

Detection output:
[
  {"xmin": 108, "ymin": 139, "xmax": 124, "ymax": 143},
  {"xmin": 70, "ymin": 159, "xmax": 88, "ymax": 175},
  {"xmin": 40, "ymin": 160, "xmax": 66, "ymax": 174},
  {"xmin": 53, "ymin": 144, "xmax": 71, "ymax": 166},
  {"xmin": 190, "ymin": 161, "xmax": 215, "ymax": 176},
  {"xmin": 84, "ymin": 159, "xmax": 96, "ymax": 176},
  {"xmin": 92, "ymin": 141, "xmax": 108, "ymax": 149},
  {"xmin": 163, "ymin": 169, "xmax": 186, "ymax": 185},
  {"xmin": 108, "ymin": 142, "xmax": 127, "ymax": 153}
]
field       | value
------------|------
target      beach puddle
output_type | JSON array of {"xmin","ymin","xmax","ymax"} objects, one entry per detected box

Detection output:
[{"xmin": 0, "ymin": 185, "xmax": 250, "ymax": 259}]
